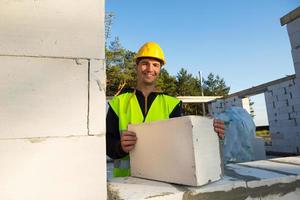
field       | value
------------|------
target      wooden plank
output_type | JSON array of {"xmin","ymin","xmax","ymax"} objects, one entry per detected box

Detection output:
[{"xmin": 280, "ymin": 7, "xmax": 300, "ymax": 26}]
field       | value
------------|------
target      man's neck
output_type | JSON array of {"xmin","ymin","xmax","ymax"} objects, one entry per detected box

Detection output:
[{"xmin": 136, "ymin": 84, "xmax": 156, "ymax": 97}]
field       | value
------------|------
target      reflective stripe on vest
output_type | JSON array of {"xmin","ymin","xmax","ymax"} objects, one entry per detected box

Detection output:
[{"xmin": 109, "ymin": 92, "xmax": 180, "ymax": 177}]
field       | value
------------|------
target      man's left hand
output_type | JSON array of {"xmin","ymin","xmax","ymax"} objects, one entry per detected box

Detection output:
[{"xmin": 213, "ymin": 119, "xmax": 225, "ymax": 139}]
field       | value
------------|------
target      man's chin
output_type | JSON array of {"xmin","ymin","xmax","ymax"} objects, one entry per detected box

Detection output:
[{"xmin": 143, "ymin": 80, "xmax": 156, "ymax": 86}]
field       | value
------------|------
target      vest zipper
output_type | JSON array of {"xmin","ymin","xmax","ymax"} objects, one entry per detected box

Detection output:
[{"xmin": 145, "ymin": 96, "xmax": 148, "ymax": 116}]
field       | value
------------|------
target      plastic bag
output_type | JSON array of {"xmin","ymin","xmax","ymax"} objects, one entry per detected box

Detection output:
[{"xmin": 215, "ymin": 107, "xmax": 255, "ymax": 164}]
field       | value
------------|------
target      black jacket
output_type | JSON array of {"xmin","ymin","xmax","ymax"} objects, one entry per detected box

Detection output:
[{"xmin": 106, "ymin": 88, "xmax": 182, "ymax": 159}]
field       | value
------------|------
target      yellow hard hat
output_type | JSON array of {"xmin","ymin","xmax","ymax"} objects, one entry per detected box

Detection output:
[{"xmin": 135, "ymin": 42, "xmax": 166, "ymax": 65}]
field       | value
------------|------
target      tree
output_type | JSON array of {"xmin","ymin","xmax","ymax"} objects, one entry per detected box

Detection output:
[
  {"xmin": 203, "ymin": 73, "xmax": 230, "ymax": 96},
  {"xmin": 176, "ymin": 68, "xmax": 200, "ymax": 96},
  {"xmin": 156, "ymin": 68, "xmax": 177, "ymax": 96},
  {"xmin": 175, "ymin": 68, "xmax": 202, "ymax": 115},
  {"xmin": 105, "ymin": 12, "xmax": 114, "ymax": 47},
  {"xmin": 106, "ymin": 37, "xmax": 136, "ymax": 96}
]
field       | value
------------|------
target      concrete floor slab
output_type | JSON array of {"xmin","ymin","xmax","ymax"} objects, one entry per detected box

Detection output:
[
  {"xmin": 270, "ymin": 156, "xmax": 300, "ymax": 165},
  {"xmin": 239, "ymin": 159, "xmax": 300, "ymax": 176},
  {"xmin": 108, "ymin": 157, "xmax": 300, "ymax": 200}
]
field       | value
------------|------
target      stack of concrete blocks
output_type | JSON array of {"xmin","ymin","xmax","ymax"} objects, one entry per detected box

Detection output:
[
  {"xmin": 264, "ymin": 79, "xmax": 300, "ymax": 153},
  {"xmin": 0, "ymin": 1, "xmax": 106, "ymax": 199},
  {"xmin": 208, "ymin": 97, "xmax": 251, "ymax": 116},
  {"xmin": 266, "ymin": 7, "xmax": 300, "ymax": 154},
  {"xmin": 287, "ymin": 8, "xmax": 300, "ymax": 151}
]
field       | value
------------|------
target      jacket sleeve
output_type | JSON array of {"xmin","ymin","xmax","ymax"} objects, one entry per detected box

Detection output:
[
  {"xmin": 169, "ymin": 100, "xmax": 183, "ymax": 118},
  {"xmin": 106, "ymin": 106, "xmax": 128, "ymax": 159}
]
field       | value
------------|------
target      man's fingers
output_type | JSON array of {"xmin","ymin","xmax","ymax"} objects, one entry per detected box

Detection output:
[
  {"xmin": 214, "ymin": 127, "xmax": 224, "ymax": 135},
  {"xmin": 214, "ymin": 123, "xmax": 225, "ymax": 129},
  {"xmin": 121, "ymin": 131, "xmax": 137, "ymax": 153},
  {"xmin": 123, "ymin": 145, "xmax": 135, "ymax": 153},
  {"xmin": 122, "ymin": 131, "xmax": 136, "ymax": 137},
  {"xmin": 121, "ymin": 131, "xmax": 137, "ymax": 141},
  {"xmin": 121, "ymin": 142, "xmax": 136, "ymax": 153},
  {"xmin": 122, "ymin": 140, "xmax": 136, "ymax": 147},
  {"xmin": 121, "ymin": 135, "xmax": 137, "ymax": 142},
  {"xmin": 213, "ymin": 119, "xmax": 224, "ymax": 126}
]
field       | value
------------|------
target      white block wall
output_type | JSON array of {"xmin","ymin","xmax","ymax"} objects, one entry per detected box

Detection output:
[
  {"xmin": 0, "ymin": 1, "xmax": 106, "ymax": 199},
  {"xmin": 287, "ymin": 16, "xmax": 300, "ymax": 102},
  {"xmin": 208, "ymin": 97, "xmax": 250, "ymax": 116},
  {"xmin": 265, "ymin": 13, "xmax": 300, "ymax": 154},
  {"xmin": 264, "ymin": 79, "xmax": 300, "ymax": 153}
]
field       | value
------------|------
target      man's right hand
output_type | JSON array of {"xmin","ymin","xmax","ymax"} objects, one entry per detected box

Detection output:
[{"xmin": 121, "ymin": 131, "xmax": 137, "ymax": 153}]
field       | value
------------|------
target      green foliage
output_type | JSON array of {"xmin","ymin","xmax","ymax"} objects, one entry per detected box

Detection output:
[
  {"xmin": 106, "ymin": 37, "xmax": 136, "ymax": 96},
  {"xmin": 105, "ymin": 12, "xmax": 114, "ymax": 47},
  {"xmin": 203, "ymin": 73, "xmax": 230, "ymax": 96},
  {"xmin": 176, "ymin": 68, "xmax": 200, "ymax": 96},
  {"xmin": 156, "ymin": 68, "xmax": 177, "ymax": 96}
]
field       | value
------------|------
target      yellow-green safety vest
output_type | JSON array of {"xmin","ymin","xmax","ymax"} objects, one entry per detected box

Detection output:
[{"xmin": 109, "ymin": 91, "xmax": 180, "ymax": 177}]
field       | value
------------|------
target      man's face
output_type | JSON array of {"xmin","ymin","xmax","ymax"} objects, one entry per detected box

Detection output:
[{"xmin": 136, "ymin": 58, "xmax": 161, "ymax": 86}]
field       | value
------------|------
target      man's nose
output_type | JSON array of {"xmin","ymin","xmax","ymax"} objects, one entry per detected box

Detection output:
[{"xmin": 146, "ymin": 63, "xmax": 154, "ymax": 71}]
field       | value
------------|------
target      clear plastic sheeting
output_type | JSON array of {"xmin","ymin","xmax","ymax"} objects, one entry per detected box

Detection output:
[{"xmin": 216, "ymin": 107, "xmax": 256, "ymax": 164}]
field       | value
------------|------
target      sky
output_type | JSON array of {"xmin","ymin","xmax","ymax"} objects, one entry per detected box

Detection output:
[{"xmin": 105, "ymin": 0, "xmax": 300, "ymax": 126}]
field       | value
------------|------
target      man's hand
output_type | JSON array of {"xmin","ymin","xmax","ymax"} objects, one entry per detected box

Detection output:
[
  {"xmin": 213, "ymin": 119, "xmax": 225, "ymax": 139},
  {"xmin": 121, "ymin": 131, "xmax": 137, "ymax": 153}
]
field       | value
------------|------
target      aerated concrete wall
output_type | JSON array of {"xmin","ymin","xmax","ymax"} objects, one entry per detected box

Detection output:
[
  {"xmin": 208, "ymin": 97, "xmax": 251, "ymax": 116},
  {"xmin": 264, "ymin": 79, "xmax": 300, "ymax": 153},
  {"xmin": 264, "ymin": 9, "xmax": 300, "ymax": 154},
  {"xmin": 0, "ymin": 1, "xmax": 106, "ymax": 199}
]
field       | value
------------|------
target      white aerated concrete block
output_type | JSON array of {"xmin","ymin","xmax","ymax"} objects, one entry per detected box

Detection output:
[
  {"xmin": 0, "ymin": 0, "xmax": 104, "ymax": 59},
  {"xmin": 0, "ymin": 56, "xmax": 88, "ymax": 139},
  {"xmin": 289, "ymin": 31, "xmax": 300, "ymax": 49},
  {"xmin": 287, "ymin": 17, "xmax": 300, "ymax": 35},
  {"xmin": 292, "ymin": 48, "xmax": 300, "ymax": 64},
  {"xmin": 88, "ymin": 59, "xmax": 106, "ymax": 135},
  {"xmin": 128, "ymin": 116, "xmax": 223, "ymax": 186},
  {"xmin": 0, "ymin": 135, "xmax": 106, "ymax": 200}
]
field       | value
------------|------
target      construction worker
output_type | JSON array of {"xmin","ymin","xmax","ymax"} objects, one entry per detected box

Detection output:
[{"xmin": 106, "ymin": 42, "xmax": 225, "ymax": 177}]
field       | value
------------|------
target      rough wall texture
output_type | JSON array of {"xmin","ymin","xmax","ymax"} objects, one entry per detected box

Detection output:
[
  {"xmin": 288, "ymin": 17, "xmax": 300, "ymax": 100},
  {"xmin": 264, "ymin": 79, "xmax": 300, "ymax": 153},
  {"xmin": 264, "ymin": 12, "xmax": 300, "ymax": 154},
  {"xmin": 0, "ymin": 0, "xmax": 106, "ymax": 199},
  {"xmin": 0, "ymin": 0, "xmax": 104, "ymax": 59},
  {"xmin": 208, "ymin": 97, "xmax": 250, "ymax": 116},
  {"xmin": 108, "ymin": 156, "xmax": 300, "ymax": 200}
]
